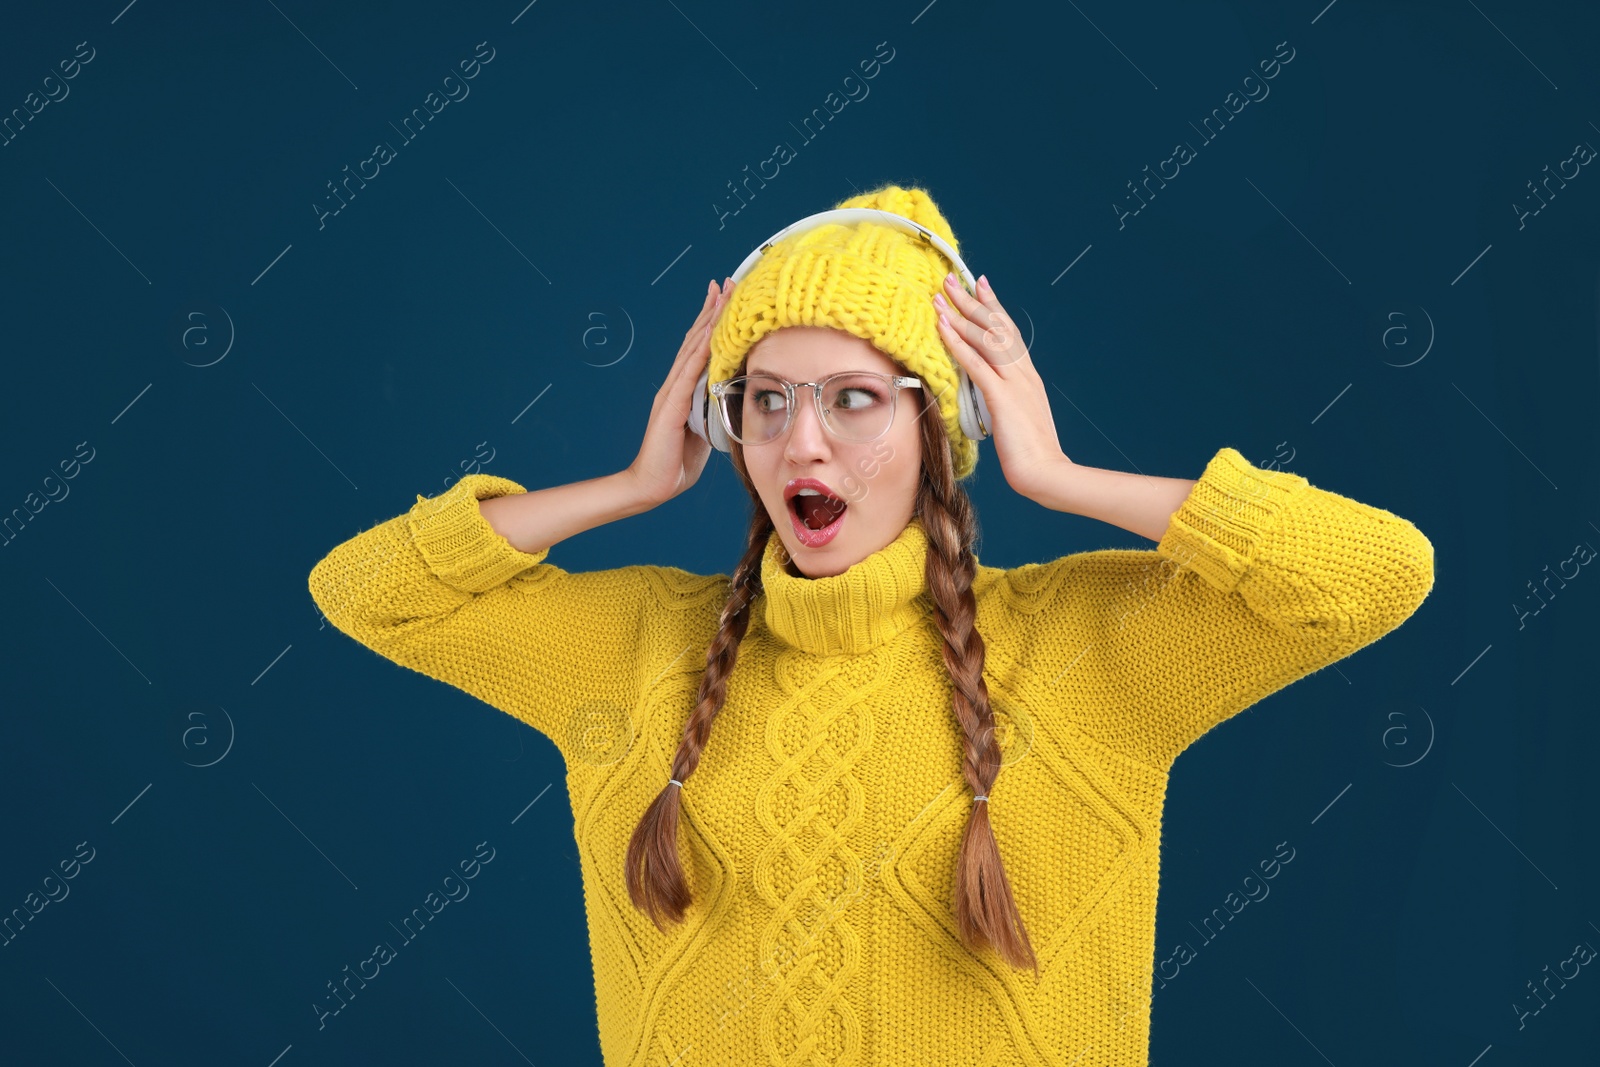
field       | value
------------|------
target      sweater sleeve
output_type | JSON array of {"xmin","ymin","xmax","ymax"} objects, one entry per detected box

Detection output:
[
  {"xmin": 307, "ymin": 472, "xmax": 673, "ymax": 763},
  {"xmin": 1032, "ymin": 447, "xmax": 1435, "ymax": 770}
]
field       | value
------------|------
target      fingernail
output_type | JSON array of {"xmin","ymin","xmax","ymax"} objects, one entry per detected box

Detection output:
[{"xmin": 978, "ymin": 274, "xmax": 989, "ymax": 290}]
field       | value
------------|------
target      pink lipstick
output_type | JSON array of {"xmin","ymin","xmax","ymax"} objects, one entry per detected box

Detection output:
[{"xmin": 783, "ymin": 477, "xmax": 849, "ymax": 548}]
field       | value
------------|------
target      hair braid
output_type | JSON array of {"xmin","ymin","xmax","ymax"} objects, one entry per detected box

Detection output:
[
  {"xmin": 624, "ymin": 500, "xmax": 773, "ymax": 929},
  {"xmin": 913, "ymin": 398, "xmax": 1039, "ymax": 974}
]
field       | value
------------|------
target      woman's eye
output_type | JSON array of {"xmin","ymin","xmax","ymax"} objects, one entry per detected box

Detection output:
[{"xmin": 837, "ymin": 389, "xmax": 879, "ymax": 409}]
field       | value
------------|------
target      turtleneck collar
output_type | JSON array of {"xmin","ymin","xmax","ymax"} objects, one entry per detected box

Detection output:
[{"xmin": 757, "ymin": 517, "xmax": 934, "ymax": 657}]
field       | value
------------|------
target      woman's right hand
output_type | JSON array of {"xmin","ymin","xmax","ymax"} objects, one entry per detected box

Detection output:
[{"xmin": 624, "ymin": 277, "xmax": 733, "ymax": 508}]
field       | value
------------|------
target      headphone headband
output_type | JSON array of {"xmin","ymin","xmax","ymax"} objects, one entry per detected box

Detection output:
[{"xmin": 731, "ymin": 208, "xmax": 979, "ymax": 296}]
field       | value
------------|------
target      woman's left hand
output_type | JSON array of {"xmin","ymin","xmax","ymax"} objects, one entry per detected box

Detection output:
[{"xmin": 932, "ymin": 272, "xmax": 1068, "ymax": 502}]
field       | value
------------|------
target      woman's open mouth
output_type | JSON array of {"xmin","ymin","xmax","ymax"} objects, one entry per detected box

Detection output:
[{"xmin": 785, "ymin": 479, "xmax": 848, "ymax": 547}]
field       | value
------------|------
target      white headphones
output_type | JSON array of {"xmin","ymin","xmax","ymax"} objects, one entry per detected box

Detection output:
[{"xmin": 687, "ymin": 207, "xmax": 993, "ymax": 455}]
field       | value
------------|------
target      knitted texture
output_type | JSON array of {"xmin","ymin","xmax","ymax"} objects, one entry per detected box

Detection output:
[
  {"xmin": 308, "ymin": 447, "xmax": 1435, "ymax": 1066},
  {"xmin": 708, "ymin": 184, "xmax": 982, "ymax": 480}
]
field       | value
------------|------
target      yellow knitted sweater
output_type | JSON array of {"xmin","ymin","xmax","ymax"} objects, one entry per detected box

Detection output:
[{"xmin": 307, "ymin": 446, "xmax": 1434, "ymax": 1066}]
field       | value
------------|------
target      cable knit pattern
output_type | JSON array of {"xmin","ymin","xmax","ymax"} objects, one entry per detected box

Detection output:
[{"xmin": 308, "ymin": 447, "xmax": 1435, "ymax": 1066}]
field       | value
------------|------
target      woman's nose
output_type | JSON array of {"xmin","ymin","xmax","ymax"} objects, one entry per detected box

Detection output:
[{"xmin": 783, "ymin": 394, "xmax": 832, "ymax": 460}]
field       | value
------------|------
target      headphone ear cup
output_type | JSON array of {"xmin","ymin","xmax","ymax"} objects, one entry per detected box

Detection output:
[
  {"xmin": 689, "ymin": 367, "xmax": 732, "ymax": 453},
  {"xmin": 709, "ymin": 399, "xmax": 731, "ymax": 454},
  {"xmin": 969, "ymin": 374, "xmax": 993, "ymax": 442},
  {"xmin": 955, "ymin": 366, "xmax": 993, "ymax": 441}
]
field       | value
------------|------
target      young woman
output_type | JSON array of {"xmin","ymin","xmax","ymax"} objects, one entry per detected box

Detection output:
[{"xmin": 309, "ymin": 185, "xmax": 1434, "ymax": 1066}]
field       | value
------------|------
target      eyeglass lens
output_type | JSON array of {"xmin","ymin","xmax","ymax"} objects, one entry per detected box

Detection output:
[{"xmin": 719, "ymin": 373, "xmax": 897, "ymax": 444}]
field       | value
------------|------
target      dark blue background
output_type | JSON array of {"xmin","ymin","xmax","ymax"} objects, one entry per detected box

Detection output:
[{"xmin": 2, "ymin": 1, "xmax": 1596, "ymax": 1063}]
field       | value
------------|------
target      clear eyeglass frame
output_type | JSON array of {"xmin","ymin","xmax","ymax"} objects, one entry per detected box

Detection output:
[{"xmin": 710, "ymin": 371, "xmax": 926, "ymax": 445}]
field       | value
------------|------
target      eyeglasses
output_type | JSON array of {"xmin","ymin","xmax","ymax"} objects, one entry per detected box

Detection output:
[{"xmin": 710, "ymin": 371, "xmax": 925, "ymax": 445}]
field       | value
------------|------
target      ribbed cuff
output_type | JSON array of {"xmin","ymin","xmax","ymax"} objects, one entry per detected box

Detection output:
[
  {"xmin": 406, "ymin": 473, "xmax": 550, "ymax": 593},
  {"xmin": 1156, "ymin": 447, "xmax": 1307, "ymax": 594}
]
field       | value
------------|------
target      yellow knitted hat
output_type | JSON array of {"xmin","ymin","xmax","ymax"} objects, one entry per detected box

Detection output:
[{"xmin": 707, "ymin": 183, "xmax": 979, "ymax": 480}]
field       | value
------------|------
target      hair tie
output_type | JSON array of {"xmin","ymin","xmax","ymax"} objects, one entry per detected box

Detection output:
[
  {"xmin": 668, "ymin": 779, "xmax": 684, "ymax": 789},
  {"xmin": 972, "ymin": 794, "xmax": 988, "ymax": 804}
]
